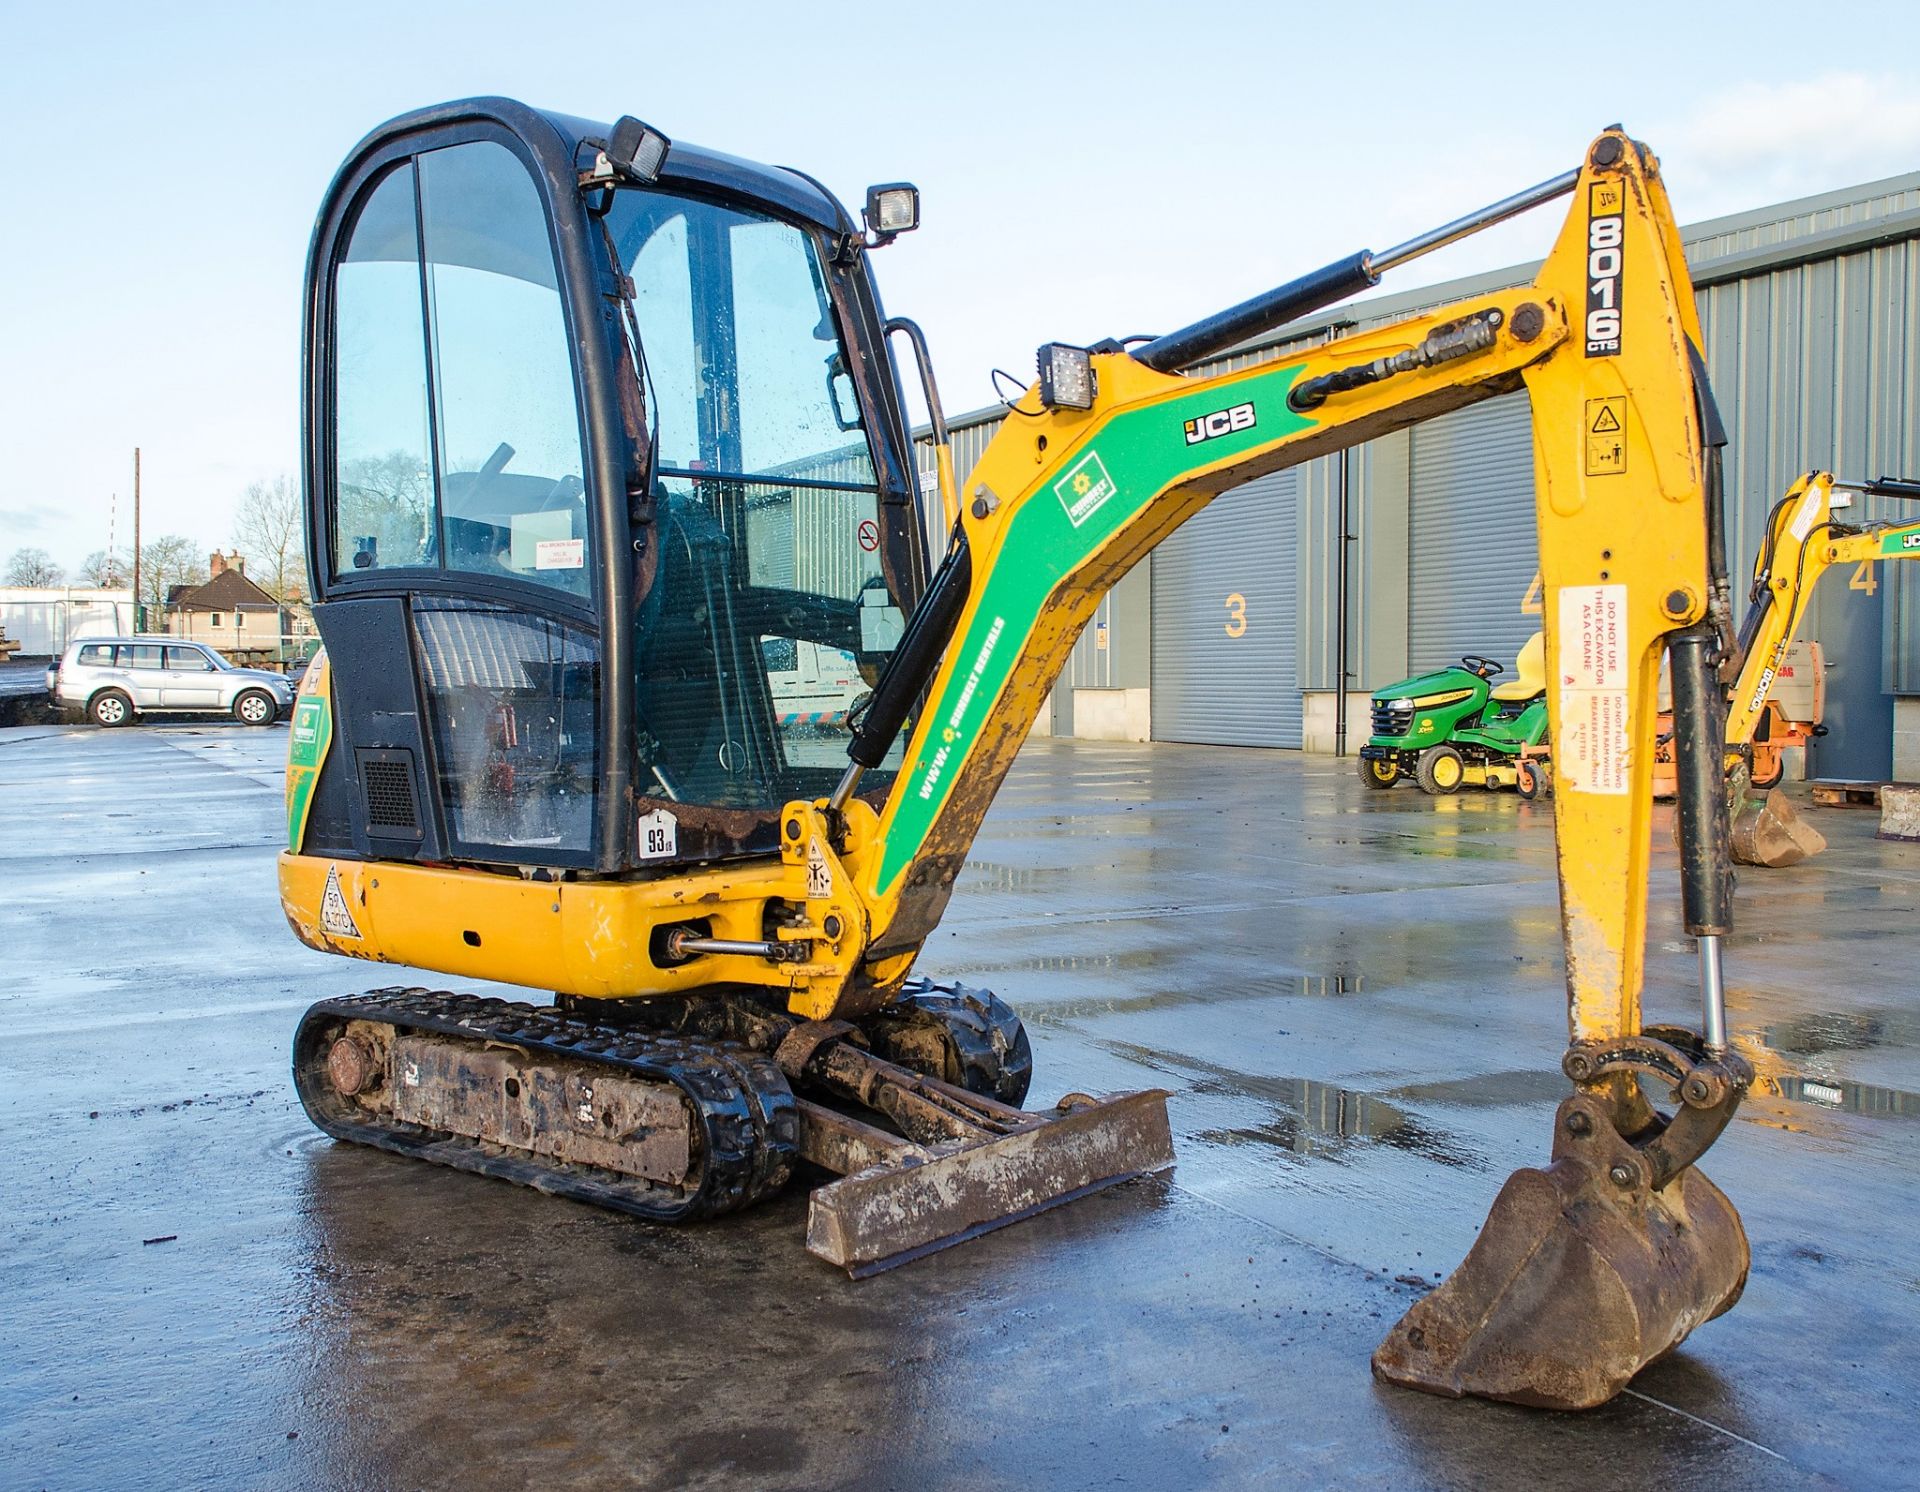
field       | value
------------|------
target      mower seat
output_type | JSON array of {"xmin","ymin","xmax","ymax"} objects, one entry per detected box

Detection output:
[{"xmin": 1490, "ymin": 631, "xmax": 1546, "ymax": 702}]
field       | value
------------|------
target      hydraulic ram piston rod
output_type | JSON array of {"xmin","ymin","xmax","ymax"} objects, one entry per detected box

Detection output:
[{"xmin": 1133, "ymin": 167, "xmax": 1580, "ymax": 374}]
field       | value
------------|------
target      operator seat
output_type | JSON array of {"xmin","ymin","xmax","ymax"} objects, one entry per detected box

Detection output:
[{"xmin": 1490, "ymin": 631, "xmax": 1546, "ymax": 702}]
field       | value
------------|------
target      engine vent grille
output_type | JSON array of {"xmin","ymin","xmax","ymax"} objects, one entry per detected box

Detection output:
[{"xmin": 356, "ymin": 749, "xmax": 422, "ymax": 838}]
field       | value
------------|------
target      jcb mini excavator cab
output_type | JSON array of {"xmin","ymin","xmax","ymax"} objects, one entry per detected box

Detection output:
[
  {"xmin": 287, "ymin": 100, "xmax": 1766, "ymax": 1410},
  {"xmin": 285, "ymin": 98, "xmax": 1171, "ymax": 1276}
]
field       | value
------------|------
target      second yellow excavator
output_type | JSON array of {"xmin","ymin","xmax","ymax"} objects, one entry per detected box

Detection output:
[{"xmin": 281, "ymin": 101, "xmax": 1773, "ymax": 1410}]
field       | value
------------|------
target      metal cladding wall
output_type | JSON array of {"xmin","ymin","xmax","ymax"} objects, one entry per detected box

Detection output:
[
  {"xmin": 1150, "ymin": 470, "xmax": 1301, "ymax": 746},
  {"xmin": 1406, "ymin": 394, "xmax": 1539, "ymax": 676},
  {"xmin": 915, "ymin": 169, "xmax": 1920, "ymax": 755},
  {"xmin": 1691, "ymin": 183, "xmax": 1920, "ymax": 777}
]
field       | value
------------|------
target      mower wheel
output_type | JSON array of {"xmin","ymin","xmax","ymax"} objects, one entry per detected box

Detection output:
[
  {"xmin": 1416, "ymin": 745, "xmax": 1466, "ymax": 795},
  {"xmin": 1516, "ymin": 759, "xmax": 1544, "ymax": 800},
  {"xmin": 1360, "ymin": 756, "xmax": 1401, "ymax": 790}
]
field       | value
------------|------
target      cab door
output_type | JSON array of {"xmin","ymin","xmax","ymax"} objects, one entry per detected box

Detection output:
[{"xmin": 312, "ymin": 126, "xmax": 609, "ymax": 870}]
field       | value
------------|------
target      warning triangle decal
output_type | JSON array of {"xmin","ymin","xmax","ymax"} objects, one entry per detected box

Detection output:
[
  {"xmin": 1590, "ymin": 405, "xmax": 1622, "ymax": 433},
  {"xmin": 321, "ymin": 864, "xmax": 363, "ymax": 939}
]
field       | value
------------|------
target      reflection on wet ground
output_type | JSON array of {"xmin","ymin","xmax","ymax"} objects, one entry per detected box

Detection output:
[
  {"xmin": 1105, "ymin": 1040, "xmax": 1485, "ymax": 1170},
  {"xmin": 1760, "ymin": 1005, "xmax": 1920, "ymax": 1057},
  {"xmin": 6, "ymin": 730, "xmax": 1919, "ymax": 1488}
]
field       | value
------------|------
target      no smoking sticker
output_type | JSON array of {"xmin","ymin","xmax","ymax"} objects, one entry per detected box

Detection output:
[{"xmin": 857, "ymin": 520, "xmax": 880, "ymax": 552}]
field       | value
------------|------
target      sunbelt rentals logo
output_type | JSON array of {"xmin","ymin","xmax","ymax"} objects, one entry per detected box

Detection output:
[{"xmin": 1053, "ymin": 450, "xmax": 1118, "ymax": 528}]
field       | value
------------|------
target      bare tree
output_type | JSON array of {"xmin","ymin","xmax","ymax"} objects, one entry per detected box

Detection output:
[
  {"xmin": 138, "ymin": 534, "xmax": 207, "ymax": 624},
  {"xmin": 4, "ymin": 547, "xmax": 64, "ymax": 586},
  {"xmin": 78, "ymin": 549, "xmax": 131, "ymax": 588},
  {"xmin": 232, "ymin": 473, "xmax": 306, "ymax": 602},
  {"xmin": 338, "ymin": 451, "xmax": 433, "ymax": 566}
]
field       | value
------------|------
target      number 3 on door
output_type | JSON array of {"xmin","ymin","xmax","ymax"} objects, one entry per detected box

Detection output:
[{"xmin": 1223, "ymin": 592, "xmax": 1247, "ymax": 638}]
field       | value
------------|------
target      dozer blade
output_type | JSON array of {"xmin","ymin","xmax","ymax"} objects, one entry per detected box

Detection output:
[
  {"xmin": 1730, "ymin": 786, "xmax": 1827, "ymax": 867},
  {"xmin": 778, "ymin": 1019, "xmax": 1174, "ymax": 1275},
  {"xmin": 1373, "ymin": 1092, "xmax": 1748, "ymax": 1410},
  {"xmin": 803, "ymin": 1089, "xmax": 1174, "ymax": 1276}
]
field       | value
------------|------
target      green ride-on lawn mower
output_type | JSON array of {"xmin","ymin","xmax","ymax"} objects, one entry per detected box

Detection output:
[{"xmin": 1359, "ymin": 632, "xmax": 1551, "ymax": 797}]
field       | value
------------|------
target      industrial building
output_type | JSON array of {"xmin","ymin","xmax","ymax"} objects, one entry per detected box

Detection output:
[{"xmin": 922, "ymin": 170, "xmax": 1920, "ymax": 781}]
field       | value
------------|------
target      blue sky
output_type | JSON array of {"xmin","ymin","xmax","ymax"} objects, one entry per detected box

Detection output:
[{"xmin": 6, "ymin": 0, "xmax": 1920, "ymax": 575}]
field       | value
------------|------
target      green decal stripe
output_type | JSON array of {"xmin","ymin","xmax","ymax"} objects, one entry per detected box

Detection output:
[
  {"xmin": 875, "ymin": 364, "xmax": 1314, "ymax": 891},
  {"xmin": 286, "ymin": 693, "xmax": 333, "ymax": 850},
  {"xmin": 1878, "ymin": 529, "xmax": 1920, "ymax": 557}
]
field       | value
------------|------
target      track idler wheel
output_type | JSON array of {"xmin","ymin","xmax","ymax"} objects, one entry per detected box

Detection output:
[
  {"xmin": 1374, "ymin": 1037, "xmax": 1752, "ymax": 1410},
  {"xmin": 861, "ymin": 978, "xmax": 1034, "ymax": 1106}
]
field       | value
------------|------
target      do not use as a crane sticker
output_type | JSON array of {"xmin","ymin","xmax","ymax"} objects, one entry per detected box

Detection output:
[{"xmin": 1557, "ymin": 584, "xmax": 1628, "ymax": 794}]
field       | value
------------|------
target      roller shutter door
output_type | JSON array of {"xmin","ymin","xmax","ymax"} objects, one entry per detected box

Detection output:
[
  {"xmin": 1150, "ymin": 470, "xmax": 1300, "ymax": 747},
  {"xmin": 1406, "ymin": 393, "xmax": 1540, "ymax": 675}
]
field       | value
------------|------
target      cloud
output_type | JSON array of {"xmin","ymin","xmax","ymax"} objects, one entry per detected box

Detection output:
[
  {"xmin": 0, "ymin": 508, "xmax": 50, "ymax": 538},
  {"xmin": 1657, "ymin": 71, "xmax": 1920, "ymax": 215}
]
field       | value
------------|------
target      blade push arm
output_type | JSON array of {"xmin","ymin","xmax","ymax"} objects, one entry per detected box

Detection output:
[{"xmin": 854, "ymin": 132, "xmax": 1714, "ymax": 1059}]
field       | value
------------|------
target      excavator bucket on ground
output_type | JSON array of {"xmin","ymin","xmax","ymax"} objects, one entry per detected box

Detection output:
[
  {"xmin": 1731, "ymin": 787, "xmax": 1827, "ymax": 867},
  {"xmin": 1373, "ymin": 1091, "xmax": 1748, "ymax": 1409}
]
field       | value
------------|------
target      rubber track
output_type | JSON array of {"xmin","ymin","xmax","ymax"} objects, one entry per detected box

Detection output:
[{"xmin": 294, "ymin": 987, "xmax": 799, "ymax": 1222}]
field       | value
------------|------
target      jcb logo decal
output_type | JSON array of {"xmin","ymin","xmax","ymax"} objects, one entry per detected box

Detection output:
[
  {"xmin": 1185, "ymin": 402, "xmax": 1257, "ymax": 445},
  {"xmin": 1585, "ymin": 180, "xmax": 1624, "ymax": 357}
]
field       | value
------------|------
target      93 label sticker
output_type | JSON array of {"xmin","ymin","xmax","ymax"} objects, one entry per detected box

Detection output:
[{"xmin": 637, "ymin": 808, "xmax": 678, "ymax": 860}]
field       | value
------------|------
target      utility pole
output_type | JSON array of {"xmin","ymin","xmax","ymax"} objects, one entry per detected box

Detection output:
[{"xmin": 131, "ymin": 448, "xmax": 142, "ymax": 632}]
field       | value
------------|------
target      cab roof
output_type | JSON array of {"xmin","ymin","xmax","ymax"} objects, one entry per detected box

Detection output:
[{"xmin": 344, "ymin": 96, "xmax": 856, "ymax": 236}]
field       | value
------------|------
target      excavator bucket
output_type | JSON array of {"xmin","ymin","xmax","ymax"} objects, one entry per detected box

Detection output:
[
  {"xmin": 1373, "ymin": 1093, "xmax": 1749, "ymax": 1410},
  {"xmin": 1731, "ymin": 787, "xmax": 1827, "ymax": 867}
]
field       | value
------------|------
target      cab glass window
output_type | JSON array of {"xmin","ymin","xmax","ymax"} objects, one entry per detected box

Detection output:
[
  {"xmin": 333, "ymin": 165, "xmax": 435, "ymax": 576},
  {"xmin": 607, "ymin": 191, "xmax": 905, "ymax": 812},
  {"xmin": 418, "ymin": 142, "xmax": 590, "ymax": 597}
]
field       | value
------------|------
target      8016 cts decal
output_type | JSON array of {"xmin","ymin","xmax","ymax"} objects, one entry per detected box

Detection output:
[{"xmin": 1584, "ymin": 180, "xmax": 1624, "ymax": 357}]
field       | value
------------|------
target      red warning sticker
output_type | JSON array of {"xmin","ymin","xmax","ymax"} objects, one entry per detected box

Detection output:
[{"xmin": 1557, "ymin": 584, "xmax": 1629, "ymax": 794}]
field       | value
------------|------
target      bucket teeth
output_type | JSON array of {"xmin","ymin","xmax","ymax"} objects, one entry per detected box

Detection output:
[{"xmin": 1373, "ymin": 1093, "xmax": 1748, "ymax": 1410}]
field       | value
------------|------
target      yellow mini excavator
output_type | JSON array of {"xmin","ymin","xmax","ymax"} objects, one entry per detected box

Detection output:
[
  {"xmin": 285, "ymin": 100, "xmax": 1765, "ymax": 1409},
  {"xmin": 1713, "ymin": 470, "xmax": 1920, "ymax": 865}
]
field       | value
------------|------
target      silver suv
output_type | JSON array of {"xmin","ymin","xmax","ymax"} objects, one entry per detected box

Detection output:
[{"xmin": 47, "ymin": 637, "xmax": 294, "ymax": 727}]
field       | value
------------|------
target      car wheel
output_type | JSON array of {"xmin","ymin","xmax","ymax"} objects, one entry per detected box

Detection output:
[
  {"xmin": 1416, "ymin": 744, "xmax": 1466, "ymax": 795},
  {"xmin": 234, "ymin": 689, "xmax": 278, "ymax": 726},
  {"xmin": 90, "ymin": 690, "xmax": 134, "ymax": 728},
  {"xmin": 1360, "ymin": 756, "xmax": 1400, "ymax": 789}
]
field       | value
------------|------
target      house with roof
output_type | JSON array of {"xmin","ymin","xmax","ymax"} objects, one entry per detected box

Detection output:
[{"xmin": 166, "ymin": 551, "xmax": 308, "ymax": 662}]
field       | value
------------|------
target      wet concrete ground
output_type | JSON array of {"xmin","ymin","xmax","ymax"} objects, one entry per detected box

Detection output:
[{"xmin": 3, "ymin": 723, "xmax": 1916, "ymax": 1490}]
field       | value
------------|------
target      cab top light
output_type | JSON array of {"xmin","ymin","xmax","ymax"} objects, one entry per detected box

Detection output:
[
  {"xmin": 865, "ymin": 183, "xmax": 920, "ymax": 241},
  {"xmin": 1036, "ymin": 343, "xmax": 1095, "ymax": 411},
  {"xmin": 608, "ymin": 115, "xmax": 671, "ymax": 184}
]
